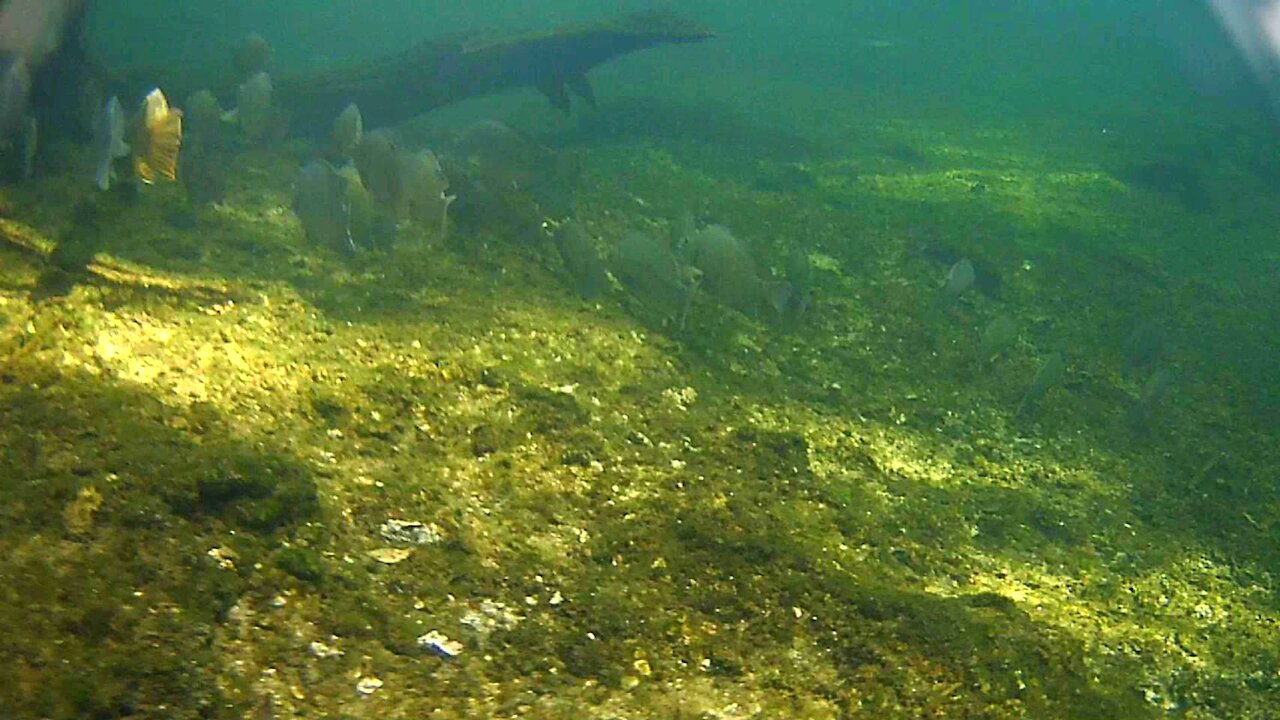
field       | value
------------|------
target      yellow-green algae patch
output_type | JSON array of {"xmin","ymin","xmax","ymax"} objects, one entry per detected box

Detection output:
[{"xmin": 0, "ymin": 112, "xmax": 1277, "ymax": 720}]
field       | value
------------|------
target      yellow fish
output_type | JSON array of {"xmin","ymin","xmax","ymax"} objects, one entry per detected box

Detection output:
[{"xmin": 133, "ymin": 88, "xmax": 182, "ymax": 184}]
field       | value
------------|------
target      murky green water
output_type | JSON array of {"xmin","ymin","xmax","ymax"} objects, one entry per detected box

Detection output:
[{"xmin": 1, "ymin": 2, "xmax": 1278, "ymax": 718}]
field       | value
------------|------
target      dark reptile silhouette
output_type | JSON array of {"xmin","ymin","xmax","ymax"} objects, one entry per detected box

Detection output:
[
  {"xmin": 38, "ymin": 8, "xmax": 712, "ymax": 134},
  {"xmin": 274, "ymin": 10, "xmax": 714, "ymax": 130}
]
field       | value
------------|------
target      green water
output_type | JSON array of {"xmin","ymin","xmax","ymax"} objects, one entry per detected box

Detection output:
[{"xmin": 2, "ymin": 1, "xmax": 1279, "ymax": 718}]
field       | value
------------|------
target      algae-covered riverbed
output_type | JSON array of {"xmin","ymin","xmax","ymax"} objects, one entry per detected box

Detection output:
[{"xmin": 2, "ymin": 88, "xmax": 1280, "ymax": 719}]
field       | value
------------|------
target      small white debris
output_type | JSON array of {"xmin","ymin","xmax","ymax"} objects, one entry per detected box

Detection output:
[
  {"xmin": 308, "ymin": 640, "xmax": 344, "ymax": 659},
  {"xmin": 207, "ymin": 546, "xmax": 237, "ymax": 571},
  {"xmin": 549, "ymin": 591, "xmax": 564, "ymax": 606},
  {"xmin": 418, "ymin": 630, "xmax": 464, "ymax": 658},
  {"xmin": 268, "ymin": 595, "xmax": 288, "ymax": 608},
  {"xmin": 380, "ymin": 519, "xmax": 443, "ymax": 546},
  {"xmin": 355, "ymin": 676, "xmax": 383, "ymax": 695}
]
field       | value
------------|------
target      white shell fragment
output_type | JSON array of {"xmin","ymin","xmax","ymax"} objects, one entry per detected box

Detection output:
[
  {"xmin": 379, "ymin": 519, "xmax": 443, "ymax": 546},
  {"xmin": 355, "ymin": 676, "xmax": 383, "ymax": 695},
  {"xmin": 418, "ymin": 630, "xmax": 464, "ymax": 658}
]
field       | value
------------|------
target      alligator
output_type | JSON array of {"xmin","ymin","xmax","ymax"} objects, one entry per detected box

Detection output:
[{"xmin": 274, "ymin": 10, "xmax": 714, "ymax": 130}]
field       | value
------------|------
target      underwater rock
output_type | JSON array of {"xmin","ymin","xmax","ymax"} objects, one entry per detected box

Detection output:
[
  {"xmin": 292, "ymin": 159, "xmax": 353, "ymax": 253},
  {"xmin": 554, "ymin": 220, "xmax": 610, "ymax": 300},
  {"xmin": 612, "ymin": 230, "xmax": 699, "ymax": 328},
  {"xmin": 685, "ymin": 224, "xmax": 788, "ymax": 320}
]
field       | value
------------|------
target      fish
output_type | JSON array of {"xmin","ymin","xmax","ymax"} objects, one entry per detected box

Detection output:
[
  {"xmin": 553, "ymin": 220, "xmax": 610, "ymax": 300},
  {"xmin": 439, "ymin": 121, "xmax": 579, "ymax": 235},
  {"xmin": 0, "ymin": 0, "xmax": 84, "ymax": 66},
  {"xmin": 397, "ymin": 149, "xmax": 452, "ymax": 237},
  {"xmin": 234, "ymin": 71, "xmax": 276, "ymax": 143},
  {"xmin": 978, "ymin": 315, "xmax": 1017, "ymax": 362},
  {"xmin": 328, "ymin": 103, "xmax": 362, "ymax": 163},
  {"xmin": 132, "ymin": 88, "xmax": 182, "ymax": 184},
  {"xmin": 0, "ymin": 52, "xmax": 29, "ymax": 140},
  {"xmin": 1015, "ymin": 352, "xmax": 1066, "ymax": 418},
  {"xmin": 234, "ymin": 33, "xmax": 271, "ymax": 81},
  {"xmin": 783, "ymin": 248, "xmax": 814, "ymax": 318},
  {"xmin": 612, "ymin": 230, "xmax": 699, "ymax": 329},
  {"xmin": 943, "ymin": 258, "xmax": 975, "ymax": 302},
  {"xmin": 1127, "ymin": 368, "xmax": 1175, "ymax": 432},
  {"xmin": 1122, "ymin": 321, "xmax": 1165, "ymax": 375},
  {"xmin": 292, "ymin": 159, "xmax": 354, "ymax": 253},
  {"xmin": 685, "ymin": 224, "xmax": 787, "ymax": 320},
  {"xmin": 18, "ymin": 114, "xmax": 35, "ymax": 178},
  {"xmin": 353, "ymin": 129, "xmax": 401, "ymax": 214},
  {"xmin": 91, "ymin": 95, "xmax": 128, "ymax": 190},
  {"xmin": 184, "ymin": 89, "xmax": 225, "ymax": 142}
]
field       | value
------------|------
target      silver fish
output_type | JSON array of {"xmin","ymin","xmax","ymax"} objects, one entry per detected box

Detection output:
[{"xmin": 92, "ymin": 95, "xmax": 129, "ymax": 190}]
